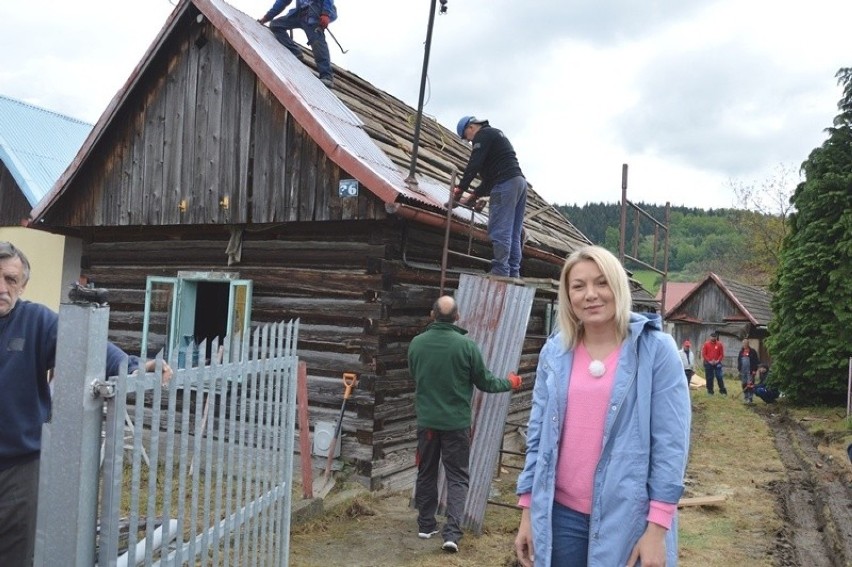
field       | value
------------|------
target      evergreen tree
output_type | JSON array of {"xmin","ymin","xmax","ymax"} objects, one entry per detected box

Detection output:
[{"xmin": 766, "ymin": 68, "xmax": 852, "ymax": 404}]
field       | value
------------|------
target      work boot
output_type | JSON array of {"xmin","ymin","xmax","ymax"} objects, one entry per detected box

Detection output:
[{"xmin": 320, "ymin": 76, "xmax": 334, "ymax": 88}]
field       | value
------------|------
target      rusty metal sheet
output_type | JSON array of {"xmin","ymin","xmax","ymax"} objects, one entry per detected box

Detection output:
[{"xmin": 455, "ymin": 274, "xmax": 536, "ymax": 533}]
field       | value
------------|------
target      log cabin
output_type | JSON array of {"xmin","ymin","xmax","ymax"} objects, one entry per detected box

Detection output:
[{"xmin": 30, "ymin": 0, "xmax": 655, "ymax": 489}]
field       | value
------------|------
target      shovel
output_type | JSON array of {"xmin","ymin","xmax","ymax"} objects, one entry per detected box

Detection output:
[{"xmin": 323, "ymin": 372, "xmax": 358, "ymax": 482}]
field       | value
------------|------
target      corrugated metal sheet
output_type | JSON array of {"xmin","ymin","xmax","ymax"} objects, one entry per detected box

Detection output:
[
  {"xmin": 454, "ymin": 274, "xmax": 536, "ymax": 533},
  {"xmin": 0, "ymin": 95, "xmax": 91, "ymax": 206}
]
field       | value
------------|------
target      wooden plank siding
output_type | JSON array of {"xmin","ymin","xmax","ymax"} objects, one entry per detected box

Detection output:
[
  {"xmin": 0, "ymin": 161, "xmax": 32, "ymax": 226},
  {"xmin": 43, "ymin": 23, "xmax": 383, "ymax": 229}
]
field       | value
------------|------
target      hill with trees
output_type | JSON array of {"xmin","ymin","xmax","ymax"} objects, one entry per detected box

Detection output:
[{"xmin": 554, "ymin": 202, "xmax": 784, "ymax": 287}]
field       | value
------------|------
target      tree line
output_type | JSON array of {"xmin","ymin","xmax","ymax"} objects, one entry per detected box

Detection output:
[{"xmin": 554, "ymin": 202, "xmax": 784, "ymax": 287}]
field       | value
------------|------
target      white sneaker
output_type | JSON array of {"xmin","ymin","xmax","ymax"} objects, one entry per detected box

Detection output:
[
  {"xmin": 417, "ymin": 530, "xmax": 438, "ymax": 539},
  {"xmin": 442, "ymin": 541, "xmax": 458, "ymax": 553}
]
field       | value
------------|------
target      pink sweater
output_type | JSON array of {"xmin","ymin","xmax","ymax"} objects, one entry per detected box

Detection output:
[{"xmin": 518, "ymin": 343, "xmax": 676, "ymax": 529}]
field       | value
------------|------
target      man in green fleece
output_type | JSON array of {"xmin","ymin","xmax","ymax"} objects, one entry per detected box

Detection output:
[{"xmin": 407, "ymin": 295, "xmax": 522, "ymax": 553}]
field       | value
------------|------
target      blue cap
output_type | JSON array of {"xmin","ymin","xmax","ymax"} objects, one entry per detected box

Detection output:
[
  {"xmin": 456, "ymin": 116, "xmax": 473, "ymax": 138},
  {"xmin": 456, "ymin": 115, "xmax": 487, "ymax": 138}
]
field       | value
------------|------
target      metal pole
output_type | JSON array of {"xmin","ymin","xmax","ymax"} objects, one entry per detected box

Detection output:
[
  {"xmin": 661, "ymin": 202, "xmax": 671, "ymax": 321},
  {"xmin": 619, "ymin": 164, "xmax": 628, "ymax": 263},
  {"xmin": 440, "ymin": 169, "xmax": 459, "ymax": 295},
  {"xmin": 34, "ymin": 302, "xmax": 110, "ymax": 566},
  {"xmin": 847, "ymin": 356, "xmax": 851, "ymax": 421},
  {"xmin": 405, "ymin": 0, "xmax": 439, "ymax": 184}
]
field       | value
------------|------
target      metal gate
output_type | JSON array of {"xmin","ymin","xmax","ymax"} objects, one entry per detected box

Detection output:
[{"xmin": 35, "ymin": 302, "xmax": 299, "ymax": 567}]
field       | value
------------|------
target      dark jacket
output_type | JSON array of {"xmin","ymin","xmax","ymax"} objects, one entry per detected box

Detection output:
[
  {"xmin": 407, "ymin": 321, "xmax": 512, "ymax": 430},
  {"xmin": 458, "ymin": 125, "xmax": 525, "ymax": 198},
  {"xmin": 0, "ymin": 300, "xmax": 139, "ymax": 468},
  {"xmin": 737, "ymin": 346, "xmax": 760, "ymax": 375}
]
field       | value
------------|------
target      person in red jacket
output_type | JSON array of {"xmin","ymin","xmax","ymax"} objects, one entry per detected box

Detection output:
[{"xmin": 701, "ymin": 331, "xmax": 727, "ymax": 395}]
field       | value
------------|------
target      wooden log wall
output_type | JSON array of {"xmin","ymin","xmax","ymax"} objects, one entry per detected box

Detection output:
[{"xmin": 77, "ymin": 212, "xmax": 560, "ymax": 489}]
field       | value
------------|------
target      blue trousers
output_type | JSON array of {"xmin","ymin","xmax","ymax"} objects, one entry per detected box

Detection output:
[
  {"xmin": 704, "ymin": 362, "xmax": 727, "ymax": 394},
  {"xmin": 551, "ymin": 501, "xmax": 590, "ymax": 567},
  {"xmin": 269, "ymin": 12, "xmax": 333, "ymax": 80},
  {"xmin": 487, "ymin": 176, "xmax": 527, "ymax": 277}
]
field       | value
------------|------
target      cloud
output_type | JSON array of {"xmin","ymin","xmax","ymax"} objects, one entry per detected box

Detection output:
[{"xmin": 615, "ymin": 40, "xmax": 842, "ymax": 178}]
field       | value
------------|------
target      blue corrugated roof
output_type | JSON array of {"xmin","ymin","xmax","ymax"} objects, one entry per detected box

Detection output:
[{"xmin": 0, "ymin": 95, "xmax": 92, "ymax": 207}]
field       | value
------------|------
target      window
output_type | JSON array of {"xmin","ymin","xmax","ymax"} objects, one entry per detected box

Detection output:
[{"xmin": 141, "ymin": 272, "xmax": 252, "ymax": 367}]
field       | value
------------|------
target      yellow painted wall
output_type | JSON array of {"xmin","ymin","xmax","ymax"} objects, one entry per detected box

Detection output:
[{"xmin": 0, "ymin": 227, "xmax": 65, "ymax": 311}]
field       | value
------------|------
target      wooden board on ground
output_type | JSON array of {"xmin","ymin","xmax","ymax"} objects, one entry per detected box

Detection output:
[{"xmin": 678, "ymin": 495, "xmax": 726, "ymax": 508}]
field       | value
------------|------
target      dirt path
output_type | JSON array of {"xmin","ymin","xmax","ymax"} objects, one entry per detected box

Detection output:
[
  {"xmin": 758, "ymin": 408, "xmax": 852, "ymax": 566},
  {"xmin": 290, "ymin": 404, "xmax": 852, "ymax": 566}
]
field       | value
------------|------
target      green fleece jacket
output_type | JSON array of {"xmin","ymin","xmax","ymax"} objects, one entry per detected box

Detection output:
[{"xmin": 407, "ymin": 321, "xmax": 512, "ymax": 430}]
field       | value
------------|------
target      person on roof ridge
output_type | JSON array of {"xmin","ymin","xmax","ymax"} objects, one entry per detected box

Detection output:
[{"xmin": 258, "ymin": 0, "xmax": 338, "ymax": 88}]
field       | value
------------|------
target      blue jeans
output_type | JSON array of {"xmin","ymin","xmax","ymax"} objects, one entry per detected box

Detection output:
[
  {"xmin": 269, "ymin": 12, "xmax": 333, "ymax": 79},
  {"xmin": 487, "ymin": 176, "xmax": 527, "ymax": 277},
  {"xmin": 704, "ymin": 362, "xmax": 727, "ymax": 394},
  {"xmin": 551, "ymin": 501, "xmax": 590, "ymax": 567}
]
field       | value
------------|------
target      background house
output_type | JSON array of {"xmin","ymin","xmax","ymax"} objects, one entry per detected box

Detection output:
[
  {"xmin": 656, "ymin": 281, "xmax": 697, "ymax": 334},
  {"xmin": 666, "ymin": 273, "xmax": 773, "ymax": 370},
  {"xmin": 0, "ymin": 95, "xmax": 91, "ymax": 310},
  {"xmin": 30, "ymin": 0, "xmax": 652, "ymax": 489}
]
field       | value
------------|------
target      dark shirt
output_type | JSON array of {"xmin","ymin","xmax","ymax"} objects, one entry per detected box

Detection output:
[
  {"xmin": 0, "ymin": 300, "xmax": 139, "ymax": 468},
  {"xmin": 458, "ymin": 126, "xmax": 524, "ymax": 198}
]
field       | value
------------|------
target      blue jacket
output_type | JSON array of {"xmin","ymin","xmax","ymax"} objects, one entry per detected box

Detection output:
[
  {"xmin": 263, "ymin": 0, "xmax": 337, "ymax": 24},
  {"xmin": 516, "ymin": 312, "xmax": 691, "ymax": 566},
  {"xmin": 0, "ymin": 300, "xmax": 140, "ymax": 468}
]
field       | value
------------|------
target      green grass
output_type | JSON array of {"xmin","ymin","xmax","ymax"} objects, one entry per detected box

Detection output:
[{"xmin": 631, "ymin": 269, "xmax": 660, "ymax": 294}]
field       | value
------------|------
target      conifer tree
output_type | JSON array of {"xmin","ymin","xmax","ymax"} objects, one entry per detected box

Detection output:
[{"xmin": 766, "ymin": 68, "xmax": 852, "ymax": 404}]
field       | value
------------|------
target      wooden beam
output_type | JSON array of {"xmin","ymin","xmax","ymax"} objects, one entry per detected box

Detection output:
[{"xmin": 677, "ymin": 495, "xmax": 726, "ymax": 508}]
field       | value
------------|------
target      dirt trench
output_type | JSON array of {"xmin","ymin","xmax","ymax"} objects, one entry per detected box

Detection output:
[{"xmin": 759, "ymin": 408, "xmax": 852, "ymax": 566}]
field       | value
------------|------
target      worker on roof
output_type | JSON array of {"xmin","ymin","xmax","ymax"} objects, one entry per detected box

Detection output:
[
  {"xmin": 454, "ymin": 116, "xmax": 528, "ymax": 279},
  {"xmin": 258, "ymin": 0, "xmax": 338, "ymax": 88}
]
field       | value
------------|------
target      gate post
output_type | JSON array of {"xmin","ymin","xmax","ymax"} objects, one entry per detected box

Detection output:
[{"xmin": 34, "ymin": 302, "xmax": 110, "ymax": 566}]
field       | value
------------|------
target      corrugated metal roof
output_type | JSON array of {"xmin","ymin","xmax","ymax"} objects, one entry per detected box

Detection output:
[{"xmin": 0, "ymin": 95, "xmax": 91, "ymax": 206}]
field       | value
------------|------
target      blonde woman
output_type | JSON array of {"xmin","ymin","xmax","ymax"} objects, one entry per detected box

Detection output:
[{"xmin": 514, "ymin": 246, "xmax": 691, "ymax": 566}]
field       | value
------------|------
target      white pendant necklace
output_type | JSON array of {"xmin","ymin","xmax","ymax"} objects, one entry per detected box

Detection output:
[{"xmin": 588, "ymin": 359, "xmax": 606, "ymax": 378}]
